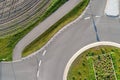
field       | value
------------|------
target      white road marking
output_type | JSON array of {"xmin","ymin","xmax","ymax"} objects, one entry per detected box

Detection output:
[
  {"xmin": 37, "ymin": 70, "xmax": 40, "ymax": 78},
  {"xmin": 39, "ymin": 60, "xmax": 42, "ymax": 67},
  {"xmin": 42, "ymin": 50, "xmax": 47, "ymax": 56},
  {"xmin": 84, "ymin": 17, "xmax": 90, "ymax": 20},
  {"xmin": 95, "ymin": 16, "xmax": 101, "ymax": 18}
]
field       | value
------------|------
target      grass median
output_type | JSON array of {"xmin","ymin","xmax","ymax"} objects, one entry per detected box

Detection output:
[
  {"xmin": 0, "ymin": 0, "xmax": 67, "ymax": 61},
  {"xmin": 22, "ymin": 0, "xmax": 90, "ymax": 57}
]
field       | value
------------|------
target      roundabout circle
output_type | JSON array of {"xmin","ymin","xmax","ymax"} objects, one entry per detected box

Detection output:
[{"xmin": 63, "ymin": 41, "xmax": 120, "ymax": 80}]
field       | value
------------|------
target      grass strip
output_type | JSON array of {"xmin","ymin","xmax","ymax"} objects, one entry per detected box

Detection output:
[
  {"xmin": 87, "ymin": 57, "xmax": 96, "ymax": 80},
  {"xmin": 22, "ymin": 0, "xmax": 90, "ymax": 57},
  {"xmin": 111, "ymin": 52, "xmax": 120, "ymax": 79},
  {"xmin": 0, "ymin": 0, "xmax": 67, "ymax": 61}
]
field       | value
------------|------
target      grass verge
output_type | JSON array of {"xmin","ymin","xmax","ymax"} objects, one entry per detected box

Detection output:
[
  {"xmin": 0, "ymin": 0, "xmax": 67, "ymax": 61},
  {"xmin": 22, "ymin": 0, "xmax": 90, "ymax": 57}
]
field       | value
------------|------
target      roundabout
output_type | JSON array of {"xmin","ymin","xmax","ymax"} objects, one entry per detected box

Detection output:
[{"xmin": 63, "ymin": 41, "xmax": 120, "ymax": 80}]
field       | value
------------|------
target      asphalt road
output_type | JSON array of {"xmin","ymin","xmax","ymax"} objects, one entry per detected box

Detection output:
[
  {"xmin": 1, "ymin": 0, "xmax": 120, "ymax": 80},
  {"xmin": 38, "ymin": 0, "xmax": 120, "ymax": 80},
  {"xmin": 13, "ymin": 0, "xmax": 81, "ymax": 60}
]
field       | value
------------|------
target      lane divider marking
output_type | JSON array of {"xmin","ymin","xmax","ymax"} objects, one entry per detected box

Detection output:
[
  {"xmin": 42, "ymin": 50, "xmax": 47, "ymax": 56},
  {"xmin": 39, "ymin": 60, "xmax": 42, "ymax": 67},
  {"xmin": 37, "ymin": 70, "xmax": 40, "ymax": 78}
]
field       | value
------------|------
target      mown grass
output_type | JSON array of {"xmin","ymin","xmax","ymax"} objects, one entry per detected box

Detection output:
[
  {"xmin": 22, "ymin": 0, "xmax": 90, "ymax": 57},
  {"xmin": 111, "ymin": 52, "xmax": 120, "ymax": 79},
  {"xmin": 67, "ymin": 46, "xmax": 120, "ymax": 80},
  {"xmin": 87, "ymin": 57, "xmax": 96, "ymax": 80},
  {"xmin": 0, "ymin": 0, "xmax": 67, "ymax": 61}
]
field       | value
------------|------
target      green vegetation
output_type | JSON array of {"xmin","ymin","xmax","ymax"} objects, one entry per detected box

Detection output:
[
  {"xmin": 22, "ymin": 0, "xmax": 90, "ymax": 57},
  {"xmin": 111, "ymin": 52, "xmax": 120, "ymax": 79},
  {"xmin": 67, "ymin": 46, "xmax": 120, "ymax": 80},
  {"xmin": 87, "ymin": 58, "xmax": 96, "ymax": 80},
  {"xmin": 89, "ymin": 54, "xmax": 116, "ymax": 80},
  {"xmin": 0, "ymin": 0, "xmax": 67, "ymax": 61}
]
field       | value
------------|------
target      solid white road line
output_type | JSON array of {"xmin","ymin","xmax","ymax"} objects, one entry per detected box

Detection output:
[
  {"xmin": 42, "ymin": 50, "xmax": 47, "ymax": 56},
  {"xmin": 39, "ymin": 60, "xmax": 42, "ymax": 67},
  {"xmin": 84, "ymin": 17, "xmax": 90, "ymax": 20}
]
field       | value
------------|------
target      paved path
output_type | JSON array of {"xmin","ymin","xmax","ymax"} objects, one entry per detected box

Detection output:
[{"xmin": 13, "ymin": 0, "xmax": 82, "ymax": 60}]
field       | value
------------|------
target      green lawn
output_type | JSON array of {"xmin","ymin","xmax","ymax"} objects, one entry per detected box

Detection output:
[
  {"xmin": 111, "ymin": 52, "xmax": 120, "ymax": 79},
  {"xmin": 0, "ymin": 0, "xmax": 67, "ymax": 61},
  {"xmin": 67, "ymin": 46, "xmax": 120, "ymax": 80},
  {"xmin": 22, "ymin": 0, "xmax": 90, "ymax": 57},
  {"xmin": 87, "ymin": 57, "xmax": 96, "ymax": 80},
  {"xmin": 92, "ymin": 54, "xmax": 116, "ymax": 80}
]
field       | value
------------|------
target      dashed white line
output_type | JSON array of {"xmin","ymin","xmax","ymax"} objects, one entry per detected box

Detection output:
[
  {"xmin": 42, "ymin": 50, "xmax": 47, "ymax": 56},
  {"xmin": 37, "ymin": 70, "xmax": 40, "ymax": 78},
  {"xmin": 84, "ymin": 17, "xmax": 90, "ymax": 20},
  {"xmin": 37, "ymin": 60, "xmax": 41, "ymax": 78},
  {"xmin": 39, "ymin": 60, "xmax": 42, "ymax": 67}
]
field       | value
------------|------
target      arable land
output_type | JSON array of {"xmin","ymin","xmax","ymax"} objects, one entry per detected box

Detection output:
[{"xmin": 67, "ymin": 46, "xmax": 120, "ymax": 80}]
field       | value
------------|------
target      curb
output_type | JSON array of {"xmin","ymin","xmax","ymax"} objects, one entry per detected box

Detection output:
[{"xmin": 63, "ymin": 41, "xmax": 120, "ymax": 80}]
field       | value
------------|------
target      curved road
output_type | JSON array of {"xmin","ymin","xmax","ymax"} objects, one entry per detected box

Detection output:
[
  {"xmin": 2, "ymin": 0, "xmax": 120, "ymax": 80},
  {"xmin": 13, "ymin": 0, "xmax": 82, "ymax": 60},
  {"xmin": 38, "ymin": 0, "xmax": 120, "ymax": 80}
]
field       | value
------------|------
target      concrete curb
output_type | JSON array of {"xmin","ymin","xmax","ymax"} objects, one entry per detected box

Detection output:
[{"xmin": 63, "ymin": 41, "xmax": 120, "ymax": 80}]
